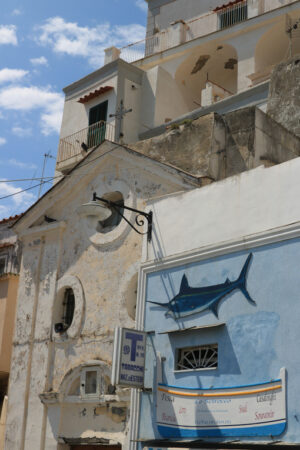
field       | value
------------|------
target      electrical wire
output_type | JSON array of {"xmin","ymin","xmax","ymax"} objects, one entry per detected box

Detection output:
[
  {"xmin": 0, "ymin": 177, "xmax": 57, "ymax": 183},
  {"xmin": 0, "ymin": 180, "xmax": 52, "ymax": 201},
  {"xmin": 0, "ymin": 143, "xmax": 123, "ymax": 201},
  {"xmin": 0, "ymin": 138, "xmax": 199, "ymax": 202}
]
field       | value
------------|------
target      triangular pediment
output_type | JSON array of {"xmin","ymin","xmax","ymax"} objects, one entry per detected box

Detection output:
[{"xmin": 13, "ymin": 141, "xmax": 199, "ymax": 233}]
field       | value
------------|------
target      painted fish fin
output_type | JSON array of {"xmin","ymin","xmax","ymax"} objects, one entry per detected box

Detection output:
[
  {"xmin": 210, "ymin": 302, "xmax": 219, "ymax": 318},
  {"xmin": 146, "ymin": 300, "xmax": 169, "ymax": 308},
  {"xmin": 225, "ymin": 278, "xmax": 230, "ymax": 285},
  {"xmin": 237, "ymin": 253, "xmax": 256, "ymax": 305},
  {"xmin": 179, "ymin": 274, "xmax": 190, "ymax": 294}
]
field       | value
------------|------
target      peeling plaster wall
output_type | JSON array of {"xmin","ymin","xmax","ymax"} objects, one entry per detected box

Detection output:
[
  {"xmin": 131, "ymin": 106, "xmax": 300, "ymax": 181},
  {"xmin": 267, "ymin": 55, "xmax": 300, "ymax": 137},
  {"xmin": 6, "ymin": 148, "xmax": 195, "ymax": 450}
]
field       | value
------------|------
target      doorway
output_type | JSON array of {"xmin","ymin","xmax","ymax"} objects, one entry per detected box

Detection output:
[{"xmin": 87, "ymin": 100, "xmax": 108, "ymax": 148}]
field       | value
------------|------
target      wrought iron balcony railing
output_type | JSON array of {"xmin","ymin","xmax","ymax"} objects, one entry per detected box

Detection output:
[{"xmin": 57, "ymin": 121, "xmax": 115, "ymax": 164}]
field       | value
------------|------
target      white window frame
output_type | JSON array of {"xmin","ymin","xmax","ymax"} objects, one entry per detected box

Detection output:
[
  {"xmin": 80, "ymin": 367, "xmax": 102, "ymax": 398},
  {"xmin": 174, "ymin": 343, "xmax": 218, "ymax": 372}
]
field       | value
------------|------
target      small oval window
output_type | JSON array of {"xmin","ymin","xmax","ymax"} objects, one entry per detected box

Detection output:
[
  {"xmin": 63, "ymin": 288, "xmax": 75, "ymax": 328},
  {"xmin": 96, "ymin": 191, "xmax": 124, "ymax": 234},
  {"xmin": 54, "ymin": 288, "xmax": 75, "ymax": 334}
]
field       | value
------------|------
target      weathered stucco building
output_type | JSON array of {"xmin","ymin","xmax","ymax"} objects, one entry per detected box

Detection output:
[
  {"xmin": 4, "ymin": 0, "xmax": 300, "ymax": 449},
  {"xmin": 5, "ymin": 143, "xmax": 198, "ymax": 450},
  {"xmin": 0, "ymin": 215, "xmax": 21, "ymax": 450}
]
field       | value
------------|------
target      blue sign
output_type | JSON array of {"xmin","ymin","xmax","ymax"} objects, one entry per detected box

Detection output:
[{"xmin": 113, "ymin": 327, "xmax": 147, "ymax": 388}]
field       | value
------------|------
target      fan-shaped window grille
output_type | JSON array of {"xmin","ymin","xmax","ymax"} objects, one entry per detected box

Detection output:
[{"xmin": 176, "ymin": 344, "xmax": 218, "ymax": 371}]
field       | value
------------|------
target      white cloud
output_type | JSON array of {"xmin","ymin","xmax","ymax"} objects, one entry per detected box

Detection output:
[
  {"xmin": 35, "ymin": 17, "xmax": 146, "ymax": 67},
  {"xmin": 12, "ymin": 9, "xmax": 22, "ymax": 16},
  {"xmin": 0, "ymin": 180, "xmax": 36, "ymax": 218},
  {"xmin": 0, "ymin": 25, "xmax": 18, "ymax": 45},
  {"xmin": 0, "ymin": 85, "xmax": 64, "ymax": 135},
  {"xmin": 10, "ymin": 159, "xmax": 36, "ymax": 170},
  {"xmin": 11, "ymin": 126, "xmax": 32, "ymax": 137},
  {"xmin": 135, "ymin": 0, "xmax": 148, "ymax": 13},
  {"xmin": 30, "ymin": 56, "xmax": 48, "ymax": 66},
  {"xmin": 0, "ymin": 159, "xmax": 37, "ymax": 170},
  {"xmin": 0, "ymin": 205, "xmax": 12, "ymax": 218},
  {"xmin": 0, "ymin": 68, "xmax": 28, "ymax": 85},
  {"xmin": 0, "ymin": 138, "xmax": 6, "ymax": 146}
]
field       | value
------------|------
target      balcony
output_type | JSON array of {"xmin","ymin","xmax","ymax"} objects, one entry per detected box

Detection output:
[
  {"xmin": 56, "ymin": 121, "xmax": 115, "ymax": 171},
  {"xmin": 118, "ymin": 0, "xmax": 298, "ymax": 64}
]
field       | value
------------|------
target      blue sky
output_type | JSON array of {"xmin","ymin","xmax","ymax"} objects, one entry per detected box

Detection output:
[{"xmin": 0, "ymin": 0, "xmax": 147, "ymax": 219}]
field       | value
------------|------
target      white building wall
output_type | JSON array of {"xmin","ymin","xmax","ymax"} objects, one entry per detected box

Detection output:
[
  {"xmin": 147, "ymin": 0, "xmax": 223, "ymax": 36},
  {"xmin": 147, "ymin": 158, "xmax": 300, "ymax": 261},
  {"xmin": 59, "ymin": 77, "xmax": 118, "ymax": 140},
  {"xmin": 123, "ymin": 79, "xmax": 142, "ymax": 143}
]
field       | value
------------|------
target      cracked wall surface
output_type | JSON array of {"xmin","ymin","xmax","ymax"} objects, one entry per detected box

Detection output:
[{"xmin": 5, "ymin": 144, "xmax": 195, "ymax": 450}]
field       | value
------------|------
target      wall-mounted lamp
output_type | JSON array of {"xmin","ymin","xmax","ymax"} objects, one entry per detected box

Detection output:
[{"xmin": 78, "ymin": 192, "xmax": 152, "ymax": 242}]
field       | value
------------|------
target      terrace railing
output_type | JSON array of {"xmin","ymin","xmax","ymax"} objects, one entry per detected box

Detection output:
[
  {"xmin": 119, "ymin": 0, "xmax": 298, "ymax": 64},
  {"xmin": 57, "ymin": 121, "xmax": 115, "ymax": 164},
  {"xmin": 217, "ymin": 0, "xmax": 248, "ymax": 30}
]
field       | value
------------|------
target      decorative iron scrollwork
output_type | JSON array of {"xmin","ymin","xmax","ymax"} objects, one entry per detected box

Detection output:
[{"xmin": 93, "ymin": 193, "xmax": 152, "ymax": 242}]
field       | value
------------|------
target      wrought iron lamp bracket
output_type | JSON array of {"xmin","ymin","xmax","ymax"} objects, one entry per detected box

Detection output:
[{"xmin": 93, "ymin": 192, "xmax": 152, "ymax": 242}]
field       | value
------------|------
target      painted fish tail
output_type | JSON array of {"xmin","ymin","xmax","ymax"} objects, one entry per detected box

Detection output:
[
  {"xmin": 146, "ymin": 300, "xmax": 169, "ymax": 308},
  {"xmin": 237, "ymin": 253, "xmax": 256, "ymax": 304}
]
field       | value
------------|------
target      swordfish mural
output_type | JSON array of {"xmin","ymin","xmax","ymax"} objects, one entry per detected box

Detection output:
[{"xmin": 147, "ymin": 253, "xmax": 255, "ymax": 319}]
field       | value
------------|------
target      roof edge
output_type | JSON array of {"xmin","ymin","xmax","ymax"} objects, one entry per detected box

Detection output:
[{"xmin": 12, "ymin": 140, "xmax": 201, "ymax": 231}]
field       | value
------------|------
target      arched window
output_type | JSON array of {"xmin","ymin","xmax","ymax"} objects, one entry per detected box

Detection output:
[{"xmin": 62, "ymin": 362, "xmax": 114, "ymax": 400}]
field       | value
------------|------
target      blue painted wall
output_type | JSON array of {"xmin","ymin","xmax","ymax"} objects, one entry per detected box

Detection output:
[{"xmin": 138, "ymin": 238, "xmax": 300, "ymax": 443}]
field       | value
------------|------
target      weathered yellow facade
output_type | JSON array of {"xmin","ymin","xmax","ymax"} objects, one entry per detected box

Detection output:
[{"xmin": 0, "ymin": 216, "xmax": 21, "ymax": 450}]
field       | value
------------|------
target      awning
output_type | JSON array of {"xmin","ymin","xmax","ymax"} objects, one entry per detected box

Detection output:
[
  {"xmin": 137, "ymin": 438, "xmax": 299, "ymax": 449},
  {"xmin": 158, "ymin": 322, "xmax": 225, "ymax": 334},
  {"xmin": 78, "ymin": 85, "xmax": 113, "ymax": 104},
  {"xmin": 213, "ymin": 0, "xmax": 245, "ymax": 12}
]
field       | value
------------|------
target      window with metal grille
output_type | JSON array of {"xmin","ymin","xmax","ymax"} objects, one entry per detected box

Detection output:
[
  {"xmin": 176, "ymin": 344, "xmax": 218, "ymax": 371},
  {"xmin": 218, "ymin": 1, "xmax": 247, "ymax": 30},
  {"xmin": 62, "ymin": 288, "xmax": 75, "ymax": 329}
]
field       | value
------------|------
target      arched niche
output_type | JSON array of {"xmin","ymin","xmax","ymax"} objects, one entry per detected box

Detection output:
[
  {"xmin": 174, "ymin": 41, "xmax": 238, "ymax": 110},
  {"xmin": 60, "ymin": 361, "xmax": 112, "ymax": 401},
  {"xmin": 52, "ymin": 361, "xmax": 128, "ymax": 446},
  {"xmin": 255, "ymin": 21, "xmax": 291, "ymax": 76}
]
